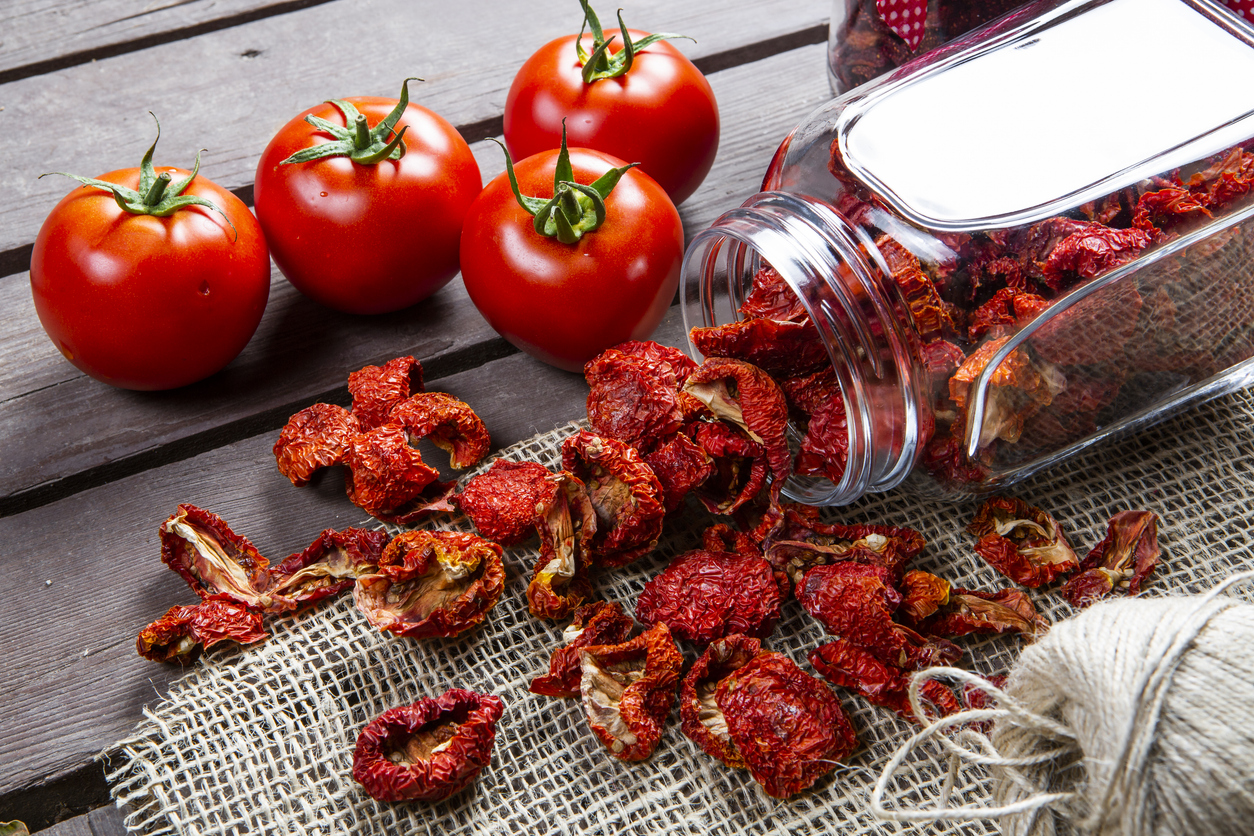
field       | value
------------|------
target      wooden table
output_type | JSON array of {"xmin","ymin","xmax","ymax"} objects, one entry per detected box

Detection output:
[{"xmin": 0, "ymin": 1, "xmax": 835, "ymax": 832}]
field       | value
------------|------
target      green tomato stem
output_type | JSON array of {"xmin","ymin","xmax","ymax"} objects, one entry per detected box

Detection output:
[{"xmin": 145, "ymin": 172, "xmax": 172, "ymax": 206}]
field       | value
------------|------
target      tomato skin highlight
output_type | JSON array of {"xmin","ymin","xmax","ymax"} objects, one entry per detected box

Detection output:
[
  {"xmin": 504, "ymin": 31, "xmax": 719, "ymax": 206},
  {"xmin": 30, "ymin": 167, "xmax": 270, "ymax": 391},
  {"xmin": 459, "ymin": 147, "xmax": 683, "ymax": 373},
  {"xmin": 254, "ymin": 96, "xmax": 482, "ymax": 315}
]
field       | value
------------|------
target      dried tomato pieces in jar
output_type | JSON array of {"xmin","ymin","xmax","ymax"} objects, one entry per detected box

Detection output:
[
  {"xmin": 354, "ymin": 530, "xmax": 505, "ymax": 639},
  {"xmin": 352, "ymin": 689, "xmax": 504, "ymax": 802}
]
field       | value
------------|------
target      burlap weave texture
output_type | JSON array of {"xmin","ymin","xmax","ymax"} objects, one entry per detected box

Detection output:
[{"xmin": 107, "ymin": 385, "xmax": 1254, "ymax": 836}]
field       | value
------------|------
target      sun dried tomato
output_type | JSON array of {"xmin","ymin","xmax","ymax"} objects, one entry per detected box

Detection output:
[
  {"xmin": 528, "ymin": 471, "xmax": 597, "ymax": 621},
  {"xmin": 899, "ymin": 569, "xmax": 950, "ymax": 623},
  {"xmin": 690, "ymin": 317, "xmax": 829, "ymax": 376},
  {"xmin": 1038, "ymin": 222, "xmax": 1153, "ymax": 291},
  {"xmin": 1062, "ymin": 510, "xmax": 1161, "ymax": 608},
  {"xmin": 968, "ymin": 287, "xmax": 1052, "ymax": 343},
  {"xmin": 966, "ymin": 496, "xmax": 1080, "ymax": 588},
  {"xmin": 579, "ymin": 622, "xmax": 683, "ymax": 762},
  {"xmin": 348, "ymin": 355, "xmax": 424, "ymax": 432},
  {"xmin": 715, "ymin": 650, "xmax": 858, "ymax": 798},
  {"xmin": 808, "ymin": 638, "xmax": 962, "ymax": 721},
  {"xmin": 159, "ymin": 504, "xmax": 287, "ymax": 612},
  {"xmin": 351, "ymin": 688, "xmax": 504, "ymax": 802},
  {"xmin": 795, "ymin": 385, "xmax": 849, "ymax": 484},
  {"xmin": 342, "ymin": 424, "xmax": 447, "ymax": 523},
  {"xmin": 388, "ymin": 392, "xmax": 490, "ymax": 470},
  {"xmin": 560, "ymin": 430, "xmax": 665, "ymax": 568},
  {"xmin": 273, "ymin": 403, "xmax": 361, "ymax": 487},
  {"xmin": 456, "ymin": 458, "xmax": 554, "ymax": 547},
  {"xmin": 635, "ymin": 546, "xmax": 782, "ymax": 644},
  {"xmin": 683, "ymin": 358, "xmax": 792, "ymax": 486},
  {"xmin": 1030, "ymin": 281, "xmax": 1144, "ymax": 367},
  {"xmin": 584, "ymin": 340, "xmax": 695, "ymax": 452},
  {"xmin": 760, "ymin": 506, "xmax": 926, "ymax": 590},
  {"xmin": 878, "ymin": 235, "xmax": 960, "ymax": 340},
  {"xmin": 529, "ymin": 601, "xmax": 635, "ymax": 698},
  {"xmin": 678, "ymin": 634, "xmax": 762, "ymax": 769},
  {"xmin": 136, "ymin": 594, "xmax": 267, "ymax": 665},
  {"xmin": 912, "ymin": 586, "xmax": 1045, "ymax": 638},
  {"xmin": 949, "ymin": 337, "xmax": 1064, "ymax": 447},
  {"xmin": 266, "ymin": 527, "xmax": 388, "ymax": 608},
  {"xmin": 1132, "ymin": 186, "xmax": 1212, "ymax": 233},
  {"xmin": 353, "ymin": 530, "xmax": 505, "ymax": 639},
  {"xmin": 1187, "ymin": 146, "xmax": 1254, "ymax": 209},
  {"xmin": 796, "ymin": 563, "xmax": 961, "ymax": 671},
  {"xmin": 641, "ymin": 432, "xmax": 714, "ymax": 514},
  {"xmin": 686, "ymin": 421, "xmax": 769, "ymax": 515},
  {"xmin": 739, "ymin": 264, "xmax": 809, "ymax": 322}
]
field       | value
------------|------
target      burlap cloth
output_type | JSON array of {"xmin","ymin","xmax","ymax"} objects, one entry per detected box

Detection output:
[{"xmin": 105, "ymin": 383, "xmax": 1254, "ymax": 835}]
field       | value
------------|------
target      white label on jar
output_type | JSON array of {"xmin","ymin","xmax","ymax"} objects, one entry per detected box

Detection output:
[{"xmin": 840, "ymin": 0, "xmax": 1254, "ymax": 231}]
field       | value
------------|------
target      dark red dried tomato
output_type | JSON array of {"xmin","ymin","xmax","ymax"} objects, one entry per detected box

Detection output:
[
  {"xmin": 136, "ymin": 594, "xmax": 267, "ymax": 665},
  {"xmin": 968, "ymin": 287, "xmax": 1051, "ymax": 343},
  {"xmin": 351, "ymin": 688, "xmax": 504, "ymax": 802},
  {"xmin": 739, "ymin": 265, "xmax": 808, "ymax": 322},
  {"xmin": 966, "ymin": 496, "xmax": 1080, "ymax": 588},
  {"xmin": 342, "ymin": 424, "xmax": 448, "ymax": 523},
  {"xmin": 159, "ymin": 504, "xmax": 285, "ymax": 612},
  {"xmin": 354, "ymin": 530, "xmax": 505, "ymax": 639},
  {"xmin": 760, "ymin": 506, "xmax": 926, "ymax": 590},
  {"xmin": 683, "ymin": 358, "xmax": 792, "ymax": 486},
  {"xmin": 528, "ymin": 471, "xmax": 597, "ymax": 621},
  {"xmin": 686, "ymin": 420, "xmax": 769, "ymax": 515},
  {"xmin": 1062, "ymin": 510, "xmax": 1161, "ymax": 608},
  {"xmin": 678, "ymin": 633, "xmax": 764, "ymax": 769},
  {"xmin": 529, "ymin": 601, "xmax": 635, "ymax": 698},
  {"xmin": 1039, "ymin": 222, "xmax": 1153, "ymax": 291},
  {"xmin": 689, "ymin": 317, "xmax": 828, "ymax": 376},
  {"xmin": 456, "ymin": 458, "xmax": 554, "ymax": 547},
  {"xmin": 913, "ymin": 586, "xmax": 1045, "ymax": 638},
  {"xmin": 579, "ymin": 622, "xmax": 683, "ymax": 762},
  {"xmin": 584, "ymin": 340, "xmax": 695, "ymax": 453},
  {"xmin": 635, "ymin": 546, "xmax": 782, "ymax": 644},
  {"xmin": 879, "ymin": 235, "xmax": 960, "ymax": 340},
  {"xmin": 266, "ymin": 527, "xmax": 388, "ymax": 608},
  {"xmin": 641, "ymin": 432, "xmax": 715, "ymax": 513},
  {"xmin": 388, "ymin": 392, "xmax": 491, "ymax": 470},
  {"xmin": 716, "ymin": 650, "xmax": 858, "ymax": 798},
  {"xmin": 560, "ymin": 430, "xmax": 666, "ymax": 568},
  {"xmin": 348, "ymin": 355, "xmax": 424, "ymax": 431},
  {"xmin": 273, "ymin": 403, "xmax": 360, "ymax": 487},
  {"xmin": 797, "ymin": 563, "xmax": 961, "ymax": 671},
  {"xmin": 808, "ymin": 638, "xmax": 962, "ymax": 721}
]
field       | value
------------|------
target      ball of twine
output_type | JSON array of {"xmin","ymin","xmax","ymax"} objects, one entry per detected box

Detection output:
[{"xmin": 869, "ymin": 573, "xmax": 1254, "ymax": 836}]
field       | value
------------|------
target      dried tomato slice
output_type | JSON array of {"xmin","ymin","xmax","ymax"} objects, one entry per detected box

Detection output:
[
  {"xmin": 348, "ymin": 355, "xmax": 424, "ymax": 432},
  {"xmin": 560, "ymin": 430, "xmax": 665, "ymax": 568},
  {"xmin": 687, "ymin": 421, "xmax": 769, "ymax": 515},
  {"xmin": 678, "ymin": 634, "xmax": 763, "ymax": 769},
  {"xmin": 456, "ymin": 459, "xmax": 554, "ymax": 547},
  {"xmin": 353, "ymin": 530, "xmax": 505, "ymax": 639},
  {"xmin": 579, "ymin": 622, "xmax": 683, "ymax": 762},
  {"xmin": 966, "ymin": 496, "xmax": 1080, "ymax": 587},
  {"xmin": 689, "ymin": 317, "xmax": 828, "ymax": 376},
  {"xmin": 528, "ymin": 471, "xmax": 598, "ymax": 621},
  {"xmin": 683, "ymin": 358, "xmax": 792, "ymax": 487},
  {"xmin": 899, "ymin": 569, "xmax": 951, "ymax": 623},
  {"xmin": 760, "ymin": 506, "xmax": 926, "ymax": 591},
  {"xmin": 351, "ymin": 688, "xmax": 504, "ymax": 802},
  {"xmin": 584, "ymin": 341, "xmax": 694, "ymax": 453},
  {"xmin": 266, "ymin": 527, "xmax": 388, "ymax": 608},
  {"xmin": 136, "ymin": 594, "xmax": 267, "ymax": 665},
  {"xmin": 949, "ymin": 336, "xmax": 1064, "ymax": 447},
  {"xmin": 912, "ymin": 586, "xmax": 1045, "ymax": 638},
  {"xmin": 716, "ymin": 651, "xmax": 858, "ymax": 798},
  {"xmin": 739, "ymin": 264, "xmax": 808, "ymax": 322},
  {"xmin": 273, "ymin": 403, "xmax": 360, "ymax": 487},
  {"xmin": 389, "ymin": 392, "xmax": 490, "ymax": 470},
  {"xmin": 159, "ymin": 504, "xmax": 287, "ymax": 612},
  {"xmin": 529, "ymin": 601, "xmax": 635, "ymax": 699},
  {"xmin": 808, "ymin": 638, "xmax": 962, "ymax": 721},
  {"xmin": 1061, "ymin": 510, "xmax": 1161, "ymax": 608},
  {"xmin": 635, "ymin": 547, "xmax": 782, "ymax": 644},
  {"xmin": 641, "ymin": 432, "xmax": 715, "ymax": 513},
  {"xmin": 342, "ymin": 424, "xmax": 445, "ymax": 523}
]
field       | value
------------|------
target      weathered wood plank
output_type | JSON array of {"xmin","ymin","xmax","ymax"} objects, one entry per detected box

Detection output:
[
  {"xmin": 0, "ymin": 0, "xmax": 828, "ymax": 261},
  {"xmin": 0, "ymin": 43, "xmax": 835, "ymax": 510},
  {"xmin": 0, "ymin": 301, "xmax": 684, "ymax": 803}
]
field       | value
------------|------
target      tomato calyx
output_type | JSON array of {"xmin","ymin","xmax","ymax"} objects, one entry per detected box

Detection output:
[
  {"xmin": 40, "ymin": 113, "xmax": 238, "ymax": 237},
  {"xmin": 279, "ymin": 77, "xmax": 423, "ymax": 166},
  {"xmin": 494, "ymin": 123, "xmax": 637, "ymax": 244},
  {"xmin": 574, "ymin": 0, "xmax": 691, "ymax": 83}
]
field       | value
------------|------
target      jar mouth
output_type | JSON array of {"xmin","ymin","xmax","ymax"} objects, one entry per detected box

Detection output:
[{"xmin": 680, "ymin": 191, "xmax": 927, "ymax": 506}]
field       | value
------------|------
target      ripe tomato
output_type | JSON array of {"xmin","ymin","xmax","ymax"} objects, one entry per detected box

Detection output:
[
  {"xmin": 459, "ymin": 145, "xmax": 683, "ymax": 373},
  {"xmin": 254, "ymin": 80, "xmax": 481, "ymax": 314},
  {"xmin": 30, "ymin": 139, "xmax": 270, "ymax": 392},
  {"xmin": 503, "ymin": 8, "xmax": 719, "ymax": 206}
]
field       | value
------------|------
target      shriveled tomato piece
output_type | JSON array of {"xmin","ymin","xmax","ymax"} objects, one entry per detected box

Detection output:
[
  {"xmin": 579, "ymin": 623, "xmax": 682, "ymax": 761},
  {"xmin": 273, "ymin": 403, "xmax": 360, "ymax": 487}
]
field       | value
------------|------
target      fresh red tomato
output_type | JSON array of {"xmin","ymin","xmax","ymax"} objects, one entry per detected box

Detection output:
[
  {"xmin": 30, "ymin": 138, "xmax": 270, "ymax": 391},
  {"xmin": 503, "ymin": 7, "xmax": 719, "ymax": 206},
  {"xmin": 254, "ymin": 80, "xmax": 481, "ymax": 314},
  {"xmin": 459, "ymin": 145, "xmax": 683, "ymax": 373}
]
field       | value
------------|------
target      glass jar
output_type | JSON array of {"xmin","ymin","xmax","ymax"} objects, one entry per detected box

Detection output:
[
  {"xmin": 827, "ymin": 0, "xmax": 1026, "ymax": 94},
  {"xmin": 682, "ymin": 0, "xmax": 1254, "ymax": 506}
]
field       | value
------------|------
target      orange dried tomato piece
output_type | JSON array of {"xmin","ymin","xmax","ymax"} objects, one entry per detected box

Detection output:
[
  {"xmin": 273, "ymin": 402, "xmax": 360, "ymax": 486},
  {"xmin": 159, "ymin": 504, "xmax": 287, "ymax": 612},
  {"xmin": 529, "ymin": 601, "xmax": 635, "ymax": 698},
  {"xmin": 949, "ymin": 336, "xmax": 1063, "ymax": 447},
  {"xmin": 967, "ymin": 495, "xmax": 1080, "ymax": 587},
  {"xmin": 353, "ymin": 530, "xmax": 505, "ymax": 639},
  {"xmin": 266, "ymin": 527, "xmax": 388, "ymax": 608},
  {"xmin": 679, "ymin": 634, "xmax": 764, "ymax": 769},
  {"xmin": 389, "ymin": 391, "xmax": 490, "ymax": 470},
  {"xmin": 342, "ymin": 424, "xmax": 447, "ymax": 523},
  {"xmin": 348, "ymin": 355, "xmax": 424, "ymax": 431},
  {"xmin": 136, "ymin": 594, "xmax": 267, "ymax": 665},
  {"xmin": 579, "ymin": 622, "xmax": 682, "ymax": 762},
  {"xmin": 560, "ymin": 430, "xmax": 665, "ymax": 568},
  {"xmin": 528, "ymin": 471, "xmax": 597, "ymax": 620},
  {"xmin": 456, "ymin": 458, "xmax": 554, "ymax": 547}
]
